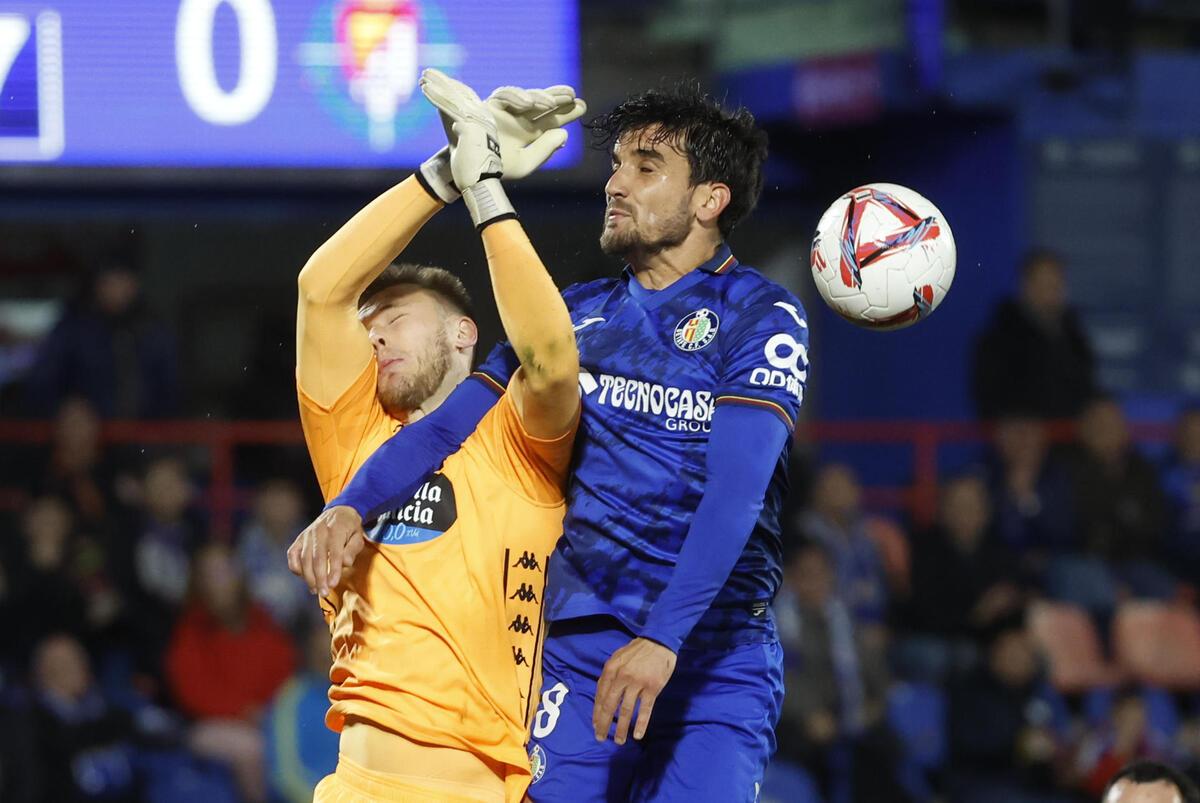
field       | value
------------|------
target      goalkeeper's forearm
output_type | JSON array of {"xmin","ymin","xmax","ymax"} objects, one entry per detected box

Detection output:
[
  {"xmin": 297, "ymin": 176, "xmax": 441, "ymax": 306},
  {"xmin": 481, "ymin": 220, "xmax": 578, "ymax": 394},
  {"xmin": 296, "ymin": 176, "xmax": 442, "ymax": 403}
]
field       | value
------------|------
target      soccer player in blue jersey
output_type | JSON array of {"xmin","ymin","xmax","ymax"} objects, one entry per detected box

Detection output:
[{"xmin": 292, "ymin": 82, "xmax": 810, "ymax": 801}]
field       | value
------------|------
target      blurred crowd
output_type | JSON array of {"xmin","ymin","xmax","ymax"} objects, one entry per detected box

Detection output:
[
  {"xmin": 770, "ymin": 251, "xmax": 1200, "ymax": 803},
  {"xmin": 0, "ymin": 257, "xmax": 333, "ymax": 802},
  {"xmin": 0, "ymin": 394, "xmax": 337, "ymax": 802},
  {"xmin": 1, "ymin": 250, "xmax": 1198, "ymax": 803}
]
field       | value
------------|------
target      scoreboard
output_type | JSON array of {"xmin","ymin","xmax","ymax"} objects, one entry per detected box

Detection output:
[{"xmin": 0, "ymin": 0, "xmax": 579, "ymax": 170}]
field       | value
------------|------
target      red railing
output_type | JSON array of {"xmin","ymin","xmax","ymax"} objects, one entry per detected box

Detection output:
[
  {"xmin": 0, "ymin": 417, "xmax": 1176, "ymax": 536},
  {"xmin": 0, "ymin": 419, "xmax": 303, "ymax": 540},
  {"xmin": 795, "ymin": 418, "xmax": 1173, "ymax": 524}
]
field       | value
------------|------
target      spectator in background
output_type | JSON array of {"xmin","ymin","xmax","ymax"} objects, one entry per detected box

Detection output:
[
  {"xmin": 1056, "ymin": 396, "xmax": 1173, "ymax": 604},
  {"xmin": 5, "ymin": 497, "xmax": 88, "ymax": 669},
  {"xmin": 1163, "ymin": 407, "xmax": 1200, "ymax": 586},
  {"xmin": 980, "ymin": 415, "xmax": 1077, "ymax": 569},
  {"xmin": 165, "ymin": 542, "xmax": 295, "ymax": 803},
  {"xmin": 1102, "ymin": 759, "xmax": 1200, "ymax": 803},
  {"xmin": 946, "ymin": 613, "xmax": 1076, "ymax": 803},
  {"xmin": 238, "ymin": 477, "xmax": 311, "ymax": 633},
  {"xmin": 25, "ymin": 258, "xmax": 180, "ymax": 419},
  {"xmin": 774, "ymin": 540, "xmax": 909, "ymax": 802},
  {"xmin": 901, "ymin": 474, "xmax": 1025, "ymax": 681},
  {"xmin": 110, "ymin": 454, "xmax": 202, "ymax": 684},
  {"xmin": 32, "ymin": 396, "xmax": 133, "ymax": 527},
  {"xmin": 4, "ymin": 493, "xmax": 124, "ymax": 674},
  {"xmin": 28, "ymin": 633, "xmax": 138, "ymax": 802},
  {"xmin": 971, "ymin": 248, "xmax": 1095, "ymax": 420},
  {"xmin": 794, "ymin": 463, "xmax": 889, "ymax": 625},
  {"xmin": 263, "ymin": 616, "xmax": 338, "ymax": 803}
]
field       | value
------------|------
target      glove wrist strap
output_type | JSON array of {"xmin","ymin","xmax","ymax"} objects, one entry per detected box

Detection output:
[
  {"xmin": 462, "ymin": 178, "xmax": 517, "ymax": 231},
  {"xmin": 417, "ymin": 148, "xmax": 460, "ymax": 205}
]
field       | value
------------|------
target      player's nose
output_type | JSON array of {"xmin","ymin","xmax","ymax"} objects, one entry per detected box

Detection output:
[{"xmin": 604, "ymin": 168, "xmax": 628, "ymax": 200}]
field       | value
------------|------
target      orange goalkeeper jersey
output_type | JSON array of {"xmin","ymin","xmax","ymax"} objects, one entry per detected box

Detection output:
[{"xmin": 297, "ymin": 363, "xmax": 574, "ymax": 799}]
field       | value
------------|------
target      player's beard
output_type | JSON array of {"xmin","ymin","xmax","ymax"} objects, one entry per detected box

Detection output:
[
  {"xmin": 600, "ymin": 196, "xmax": 692, "ymax": 258},
  {"xmin": 376, "ymin": 329, "xmax": 453, "ymax": 418}
]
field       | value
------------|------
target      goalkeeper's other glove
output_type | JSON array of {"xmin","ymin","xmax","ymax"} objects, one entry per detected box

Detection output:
[
  {"xmin": 420, "ymin": 68, "xmax": 515, "ymax": 231},
  {"xmin": 488, "ymin": 84, "xmax": 586, "ymax": 179}
]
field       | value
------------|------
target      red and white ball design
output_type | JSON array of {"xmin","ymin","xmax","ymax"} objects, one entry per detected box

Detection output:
[{"xmin": 810, "ymin": 182, "xmax": 956, "ymax": 330}]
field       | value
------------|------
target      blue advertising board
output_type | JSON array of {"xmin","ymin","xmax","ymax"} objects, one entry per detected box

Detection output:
[{"xmin": 0, "ymin": 0, "xmax": 579, "ymax": 168}]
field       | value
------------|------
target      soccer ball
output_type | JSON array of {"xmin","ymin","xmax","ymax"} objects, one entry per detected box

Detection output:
[{"xmin": 810, "ymin": 183, "xmax": 956, "ymax": 330}]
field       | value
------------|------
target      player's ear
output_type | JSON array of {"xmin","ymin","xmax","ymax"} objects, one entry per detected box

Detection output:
[
  {"xmin": 695, "ymin": 182, "xmax": 731, "ymax": 226},
  {"xmin": 453, "ymin": 316, "xmax": 478, "ymax": 353}
]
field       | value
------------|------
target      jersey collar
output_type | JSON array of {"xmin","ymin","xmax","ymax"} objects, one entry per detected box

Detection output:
[
  {"xmin": 621, "ymin": 244, "xmax": 739, "ymax": 308},
  {"xmin": 697, "ymin": 244, "xmax": 738, "ymax": 274}
]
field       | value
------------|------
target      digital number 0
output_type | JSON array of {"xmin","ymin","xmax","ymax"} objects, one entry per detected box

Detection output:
[{"xmin": 176, "ymin": 0, "xmax": 276, "ymax": 125}]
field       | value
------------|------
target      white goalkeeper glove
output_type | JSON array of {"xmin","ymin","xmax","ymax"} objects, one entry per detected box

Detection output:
[
  {"xmin": 416, "ymin": 71, "xmax": 587, "ymax": 211},
  {"xmin": 487, "ymin": 84, "xmax": 586, "ymax": 179},
  {"xmin": 420, "ymin": 68, "xmax": 514, "ymax": 230}
]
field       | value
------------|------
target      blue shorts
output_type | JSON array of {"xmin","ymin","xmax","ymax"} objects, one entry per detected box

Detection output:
[{"xmin": 526, "ymin": 617, "xmax": 784, "ymax": 803}]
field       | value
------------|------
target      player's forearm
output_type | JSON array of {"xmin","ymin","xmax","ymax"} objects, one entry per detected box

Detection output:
[
  {"xmin": 296, "ymin": 175, "xmax": 442, "ymax": 401},
  {"xmin": 297, "ymin": 175, "xmax": 441, "ymax": 305},
  {"xmin": 639, "ymin": 405, "xmax": 789, "ymax": 652},
  {"xmin": 481, "ymin": 220, "xmax": 578, "ymax": 390}
]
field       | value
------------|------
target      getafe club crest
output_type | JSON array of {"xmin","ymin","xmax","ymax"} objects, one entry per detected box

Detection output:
[
  {"xmin": 529, "ymin": 744, "xmax": 547, "ymax": 783},
  {"xmin": 673, "ymin": 308, "xmax": 719, "ymax": 352}
]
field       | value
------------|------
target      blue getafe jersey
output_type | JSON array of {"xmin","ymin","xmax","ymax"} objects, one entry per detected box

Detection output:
[{"xmin": 480, "ymin": 245, "xmax": 809, "ymax": 649}]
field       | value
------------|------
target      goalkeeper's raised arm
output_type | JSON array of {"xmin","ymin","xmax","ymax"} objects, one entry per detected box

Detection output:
[
  {"xmin": 422, "ymin": 68, "xmax": 580, "ymax": 438},
  {"xmin": 295, "ymin": 77, "xmax": 584, "ymax": 410}
]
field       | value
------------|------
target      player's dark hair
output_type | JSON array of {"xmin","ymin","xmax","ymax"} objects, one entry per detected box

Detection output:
[
  {"xmin": 1104, "ymin": 760, "xmax": 1200, "ymax": 802},
  {"xmin": 588, "ymin": 82, "xmax": 769, "ymax": 240},
  {"xmin": 358, "ymin": 263, "xmax": 475, "ymax": 320}
]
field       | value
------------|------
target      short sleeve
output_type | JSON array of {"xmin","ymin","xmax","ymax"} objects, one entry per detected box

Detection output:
[
  {"xmin": 296, "ymin": 360, "xmax": 399, "ymax": 502},
  {"xmin": 713, "ymin": 291, "xmax": 809, "ymax": 432},
  {"xmin": 465, "ymin": 375, "xmax": 578, "ymax": 505}
]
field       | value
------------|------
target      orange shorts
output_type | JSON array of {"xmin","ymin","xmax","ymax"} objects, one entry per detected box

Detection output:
[{"xmin": 313, "ymin": 754, "xmax": 506, "ymax": 803}]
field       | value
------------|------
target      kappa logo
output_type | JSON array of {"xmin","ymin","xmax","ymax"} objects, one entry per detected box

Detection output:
[
  {"xmin": 673, "ymin": 308, "xmax": 719, "ymax": 352},
  {"xmin": 512, "ymin": 551, "xmax": 542, "ymax": 571},
  {"xmin": 530, "ymin": 744, "xmax": 547, "ymax": 783},
  {"xmin": 509, "ymin": 583, "xmax": 539, "ymax": 603}
]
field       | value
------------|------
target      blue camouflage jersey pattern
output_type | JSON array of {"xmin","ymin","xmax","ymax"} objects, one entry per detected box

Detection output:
[{"xmin": 477, "ymin": 244, "xmax": 809, "ymax": 650}]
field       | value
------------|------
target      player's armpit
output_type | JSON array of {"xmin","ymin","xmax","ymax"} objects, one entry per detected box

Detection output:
[
  {"xmin": 475, "ymin": 385, "xmax": 577, "ymax": 504},
  {"xmin": 509, "ymin": 366, "xmax": 581, "ymax": 443},
  {"xmin": 296, "ymin": 175, "xmax": 442, "ymax": 407}
]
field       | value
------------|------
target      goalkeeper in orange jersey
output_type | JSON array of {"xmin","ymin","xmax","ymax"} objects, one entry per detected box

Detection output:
[{"xmin": 288, "ymin": 70, "xmax": 584, "ymax": 802}]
